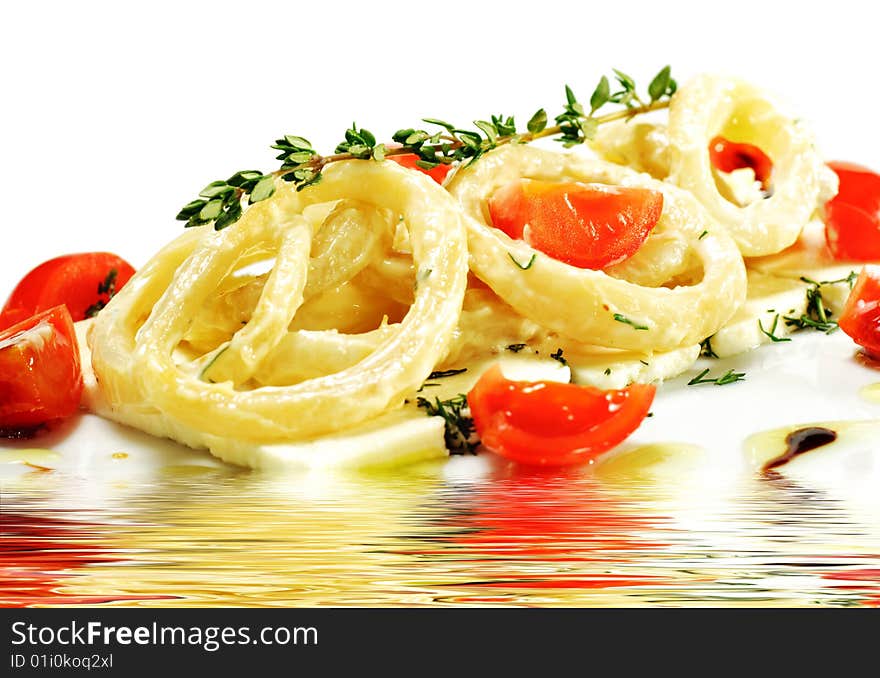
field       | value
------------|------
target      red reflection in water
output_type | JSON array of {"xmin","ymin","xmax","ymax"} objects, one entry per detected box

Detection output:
[
  {"xmin": 0, "ymin": 512, "xmax": 176, "ymax": 607},
  {"xmin": 415, "ymin": 469, "xmax": 680, "ymax": 592},
  {"xmin": 822, "ymin": 568, "xmax": 880, "ymax": 607}
]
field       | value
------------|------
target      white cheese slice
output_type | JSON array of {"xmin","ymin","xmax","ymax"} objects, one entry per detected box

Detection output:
[
  {"xmin": 746, "ymin": 220, "xmax": 860, "ymax": 315},
  {"xmin": 708, "ymin": 270, "xmax": 809, "ymax": 358},
  {"xmin": 568, "ymin": 344, "xmax": 700, "ymax": 389}
]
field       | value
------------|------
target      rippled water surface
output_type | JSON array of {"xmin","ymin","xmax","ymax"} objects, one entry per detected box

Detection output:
[{"xmin": 3, "ymin": 447, "xmax": 880, "ymax": 607}]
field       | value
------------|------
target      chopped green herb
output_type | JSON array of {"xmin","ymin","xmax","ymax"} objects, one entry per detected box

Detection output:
[
  {"xmin": 509, "ymin": 252, "xmax": 537, "ymax": 270},
  {"xmin": 613, "ymin": 313, "xmax": 649, "ymax": 331},
  {"xmin": 699, "ymin": 336, "xmax": 718, "ymax": 359},
  {"xmin": 783, "ymin": 277, "xmax": 845, "ymax": 335},
  {"xmin": 428, "ymin": 368, "xmax": 468, "ymax": 379},
  {"xmin": 413, "ymin": 267, "xmax": 433, "ymax": 291},
  {"xmin": 550, "ymin": 348, "xmax": 568, "ymax": 366},
  {"xmin": 506, "ymin": 343, "xmax": 527, "ymax": 353},
  {"xmin": 604, "ymin": 368, "xmax": 612, "ymax": 376},
  {"xmin": 698, "ymin": 230, "xmax": 709, "ymax": 240},
  {"xmin": 199, "ymin": 346, "xmax": 230, "ymax": 383},
  {"xmin": 687, "ymin": 368, "xmax": 746, "ymax": 386},
  {"xmin": 758, "ymin": 314, "xmax": 792, "ymax": 343},
  {"xmin": 416, "ymin": 394, "xmax": 477, "ymax": 454}
]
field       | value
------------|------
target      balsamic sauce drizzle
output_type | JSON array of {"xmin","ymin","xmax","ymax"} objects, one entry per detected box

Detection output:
[{"xmin": 762, "ymin": 426, "xmax": 838, "ymax": 472}]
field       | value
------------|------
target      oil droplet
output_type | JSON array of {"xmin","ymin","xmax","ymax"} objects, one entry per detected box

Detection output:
[
  {"xmin": 859, "ymin": 383, "xmax": 880, "ymax": 403},
  {"xmin": 112, "ymin": 452, "xmax": 129, "ymax": 460},
  {"xmin": 593, "ymin": 443, "xmax": 704, "ymax": 479},
  {"xmin": 744, "ymin": 420, "xmax": 879, "ymax": 472},
  {"xmin": 0, "ymin": 448, "xmax": 60, "ymax": 467}
]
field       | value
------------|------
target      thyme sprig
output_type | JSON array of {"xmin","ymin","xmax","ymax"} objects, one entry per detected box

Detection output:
[{"xmin": 178, "ymin": 66, "xmax": 677, "ymax": 230}]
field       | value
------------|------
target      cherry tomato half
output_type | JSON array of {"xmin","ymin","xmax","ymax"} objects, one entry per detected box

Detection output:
[
  {"xmin": 487, "ymin": 179, "xmax": 663, "ymax": 269},
  {"xmin": 467, "ymin": 365, "xmax": 656, "ymax": 467},
  {"xmin": 839, "ymin": 266, "xmax": 880, "ymax": 358},
  {"xmin": 824, "ymin": 161, "xmax": 880, "ymax": 261},
  {"xmin": 0, "ymin": 252, "xmax": 135, "ymax": 330},
  {"xmin": 0, "ymin": 305, "xmax": 83, "ymax": 431},
  {"xmin": 709, "ymin": 136, "xmax": 773, "ymax": 189},
  {"xmin": 388, "ymin": 153, "xmax": 453, "ymax": 184}
]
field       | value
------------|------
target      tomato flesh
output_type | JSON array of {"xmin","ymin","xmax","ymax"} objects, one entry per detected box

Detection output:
[
  {"xmin": 467, "ymin": 365, "xmax": 656, "ymax": 467},
  {"xmin": 839, "ymin": 266, "xmax": 880, "ymax": 358},
  {"xmin": 709, "ymin": 136, "xmax": 773, "ymax": 189},
  {"xmin": 1, "ymin": 252, "xmax": 136, "ymax": 330},
  {"xmin": 487, "ymin": 179, "xmax": 663, "ymax": 269},
  {"xmin": 824, "ymin": 162, "xmax": 880, "ymax": 261},
  {"xmin": 0, "ymin": 305, "xmax": 83, "ymax": 431},
  {"xmin": 388, "ymin": 153, "xmax": 452, "ymax": 184}
]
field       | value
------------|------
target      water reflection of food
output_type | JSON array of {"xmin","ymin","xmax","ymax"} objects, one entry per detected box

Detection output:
[
  {"xmin": 3, "ymin": 449, "xmax": 880, "ymax": 607},
  {"xmin": 401, "ymin": 468, "xmax": 680, "ymax": 604},
  {"xmin": 0, "ymin": 512, "xmax": 175, "ymax": 607}
]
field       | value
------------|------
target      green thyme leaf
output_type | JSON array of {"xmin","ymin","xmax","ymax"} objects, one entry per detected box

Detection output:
[
  {"xmin": 590, "ymin": 75, "xmax": 610, "ymax": 113},
  {"xmin": 648, "ymin": 65, "xmax": 672, "ymax": 102},
  {"xmin": 249, "ymin": 175, "xmax": 276, "ymax": 204},
  {"xmin": 527, "ymin": 108, "xmax": 547, "ymax": 134}
]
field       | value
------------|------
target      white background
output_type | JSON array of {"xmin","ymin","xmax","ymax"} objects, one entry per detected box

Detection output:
[{"xmin": 1, "ymin": 0, "xmax": 878, "ymax": 295}]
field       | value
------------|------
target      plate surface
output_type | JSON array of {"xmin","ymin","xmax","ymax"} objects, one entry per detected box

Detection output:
[{"xmin": 3, "ymin": 329, "xmax": 880, "ymax": 607}]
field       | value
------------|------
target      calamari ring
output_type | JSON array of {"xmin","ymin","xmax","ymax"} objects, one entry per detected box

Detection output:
[
  {"xmin": 666, "ymin": 75, "xmax": 837, "ymax": 256},
  {"xmin": 90, "ymin": 160, "xmax": 468, "ymax": 443},
  {"xmin": 446, "ymin": 144, "xmax": 746, "ymax": 351}
]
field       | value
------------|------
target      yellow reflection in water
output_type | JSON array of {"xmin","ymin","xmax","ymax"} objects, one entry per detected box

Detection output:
[{"xmin": 3, "ymin": 451, "xmax": 880, "ymax": 608}]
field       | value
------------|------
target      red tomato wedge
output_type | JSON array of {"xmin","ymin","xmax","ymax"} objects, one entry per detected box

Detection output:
[
  {"xmin": 1, "ymin": 252, "xmax": 135, "ymax": 330},
  {"xmin": 824, "ymin": 162, "xmax": 880, "ymax": 261},
  {"xmin": 709, "ymin": 136, "xmax": 773, "ymax": 189},
  {"xmin": 839, "ymin": 266, "xmax": 880, "ymax": 358},
  {"xmin": 487, "ymin": 179, "xmax": 663, "ymax": 269},
  {"xmin": 388, "ymin": 153, "xmax": 452, "ymax": 184},
  {"xmin": 467, "ymin": 365, "xmax": 656, "ymax": 467},
  {"xmin": 0, "ymin": 305, "xmax": 83, "ymax": 431}
]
